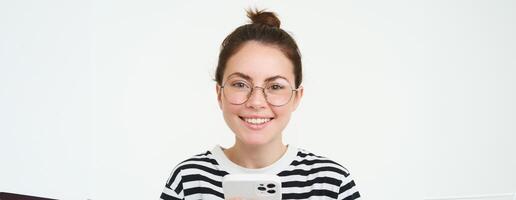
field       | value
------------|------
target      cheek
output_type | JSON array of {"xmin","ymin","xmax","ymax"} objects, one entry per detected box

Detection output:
[
  {"xmin": 272, "ymin": 104, "xmax": 295, "ymax": 118},
  {"xmin": 221, "ymin": 103, "xmax": 241, "ymax": 118},
  {"xmin": 271, "ymin": 108, "xmax": 294, "ymax": 128}
]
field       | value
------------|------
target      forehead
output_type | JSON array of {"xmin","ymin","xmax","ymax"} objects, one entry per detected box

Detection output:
[{"xmin": 224, "ymin": 41, "xmax": 294, "ymax": 83}]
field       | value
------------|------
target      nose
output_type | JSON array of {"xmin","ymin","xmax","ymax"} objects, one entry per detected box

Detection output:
[{"xmin": 245, "ymin": 86, "xmax": 268, "ymax": 109}]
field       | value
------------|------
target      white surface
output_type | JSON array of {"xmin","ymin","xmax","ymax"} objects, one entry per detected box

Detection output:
[
  {"xmin": 424, "ymin": 192, "xmax": 515, "ymax": 200},
  {"xmin": 1, "ymin": 1, "xmax": 515, "ymax": 200}
]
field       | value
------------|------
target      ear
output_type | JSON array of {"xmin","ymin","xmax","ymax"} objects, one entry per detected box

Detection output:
[
  {"xmin": 291, "ymin": 86, "xmax": 304, "ymax": 111},
  {"xmin": 216, "ymin": 84, "xmax": 223, "ymax": 110}
]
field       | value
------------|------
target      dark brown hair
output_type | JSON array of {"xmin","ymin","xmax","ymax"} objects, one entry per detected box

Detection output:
[{"xmin": 214, "ymin": 9, "xmax": 302, "ymax": 88}]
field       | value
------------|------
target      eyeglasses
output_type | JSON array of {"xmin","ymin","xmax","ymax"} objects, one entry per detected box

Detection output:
[{"xmin": 221, "ymin": 75, "xmax": 298, "ymax": 107}]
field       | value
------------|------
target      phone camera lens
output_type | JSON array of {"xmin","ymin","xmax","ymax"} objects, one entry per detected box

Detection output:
[
  {"xmin": 267, "ymin": 189, "xmax": 276, "ymax": 194},
  {"xmin": 267, "ymin": 183, "xmax": 275, "ymax": 188},
  {"xmin": 258, "ymin": 187, "xmax": 267, "ymax": 191}
]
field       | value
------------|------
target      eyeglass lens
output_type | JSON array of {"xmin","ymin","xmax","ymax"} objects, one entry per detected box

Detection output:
[{"xmin": 223, "ymin": 77, "xmax": 294, "ymax": 106}]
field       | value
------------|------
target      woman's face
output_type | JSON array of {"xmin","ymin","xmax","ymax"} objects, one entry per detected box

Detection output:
[{"xmin": 216, "ymin": 41, "xmax": 303, "ymax": 147}]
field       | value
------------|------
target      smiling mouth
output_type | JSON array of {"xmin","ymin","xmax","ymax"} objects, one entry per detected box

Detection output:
[{"xmin": 239, "ymin": 116, "xmax": 274, "ymax": 125}]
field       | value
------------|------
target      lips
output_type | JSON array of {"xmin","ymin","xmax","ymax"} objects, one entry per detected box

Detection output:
[{"xmin": 239, "ymin": 116, "xmax": 274, "ymax": 130}]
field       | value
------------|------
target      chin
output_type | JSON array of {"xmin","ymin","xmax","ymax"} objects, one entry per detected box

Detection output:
[{"xmin": 237, "ymin": 131, "xmax": 277, "ymax": 146}]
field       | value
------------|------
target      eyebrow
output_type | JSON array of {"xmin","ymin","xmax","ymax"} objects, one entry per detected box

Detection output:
[
  {"xmin": 226, "ymin": 72, "xmax": 289, "ymax": 83},
  {"xmin": 227, "ymin": 72, "xmax": 252, "ymax": 81}
]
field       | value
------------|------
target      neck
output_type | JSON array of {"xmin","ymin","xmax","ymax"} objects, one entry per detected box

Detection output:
[{"xmin": 224, "ymin": 139, "xmax": 287, "ymax": 169}]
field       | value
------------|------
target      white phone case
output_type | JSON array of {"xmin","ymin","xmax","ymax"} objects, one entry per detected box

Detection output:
[{"xmin": 222, "ymin": 174, "xmax": 282, "ymax": 200}]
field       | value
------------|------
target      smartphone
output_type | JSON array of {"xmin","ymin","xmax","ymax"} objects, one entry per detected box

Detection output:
[{"xmin": 222, "ymin": 174, "xmax": 282, "ymax": 200}]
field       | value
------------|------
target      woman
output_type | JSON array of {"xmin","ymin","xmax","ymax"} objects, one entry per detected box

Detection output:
[{"xmin": 160, "ymin": 9, "xmax": 361, "ymax": 200}]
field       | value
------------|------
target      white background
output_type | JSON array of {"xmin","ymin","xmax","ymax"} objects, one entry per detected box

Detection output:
[{"xmin": 1, "ymin": 1, "xmax": 515, "ymax": 200}]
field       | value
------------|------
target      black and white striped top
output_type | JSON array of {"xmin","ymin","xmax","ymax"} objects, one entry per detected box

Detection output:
[{"xmin": 160, "ymin": 145, "xmax": 361, "ymax": 200}]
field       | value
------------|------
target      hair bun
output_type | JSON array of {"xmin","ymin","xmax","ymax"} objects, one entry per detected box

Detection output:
[{"xmin": 247, "ymin": 9, "xmax": 281, "ymax": 28}]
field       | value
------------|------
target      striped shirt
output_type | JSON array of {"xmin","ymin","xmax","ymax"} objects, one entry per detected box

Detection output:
[{"xmin": 160, "ymin": 145, "xmax": 361, "ymax": 200}]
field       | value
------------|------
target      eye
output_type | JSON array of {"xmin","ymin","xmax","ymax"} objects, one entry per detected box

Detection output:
[
  {"xmin": 231, "ymin": 81, "xmax": 249, "ymax": 88},
  {"xmin": 269, "ymin": 84, "xmax": 285, "ymax": 90}
]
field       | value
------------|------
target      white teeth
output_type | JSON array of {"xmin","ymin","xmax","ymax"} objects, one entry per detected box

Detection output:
[{"xmin": 244, "ymin": 118, "xmax": 271, "ymax": 125}]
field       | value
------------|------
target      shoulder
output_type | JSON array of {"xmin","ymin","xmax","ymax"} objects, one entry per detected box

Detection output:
[
  {"xmin": 169, "ymin": 150, "xmax": 227, "ymax": 177},
  {"xmin": 177, "ymin": 150, "xmax": 218, "ymax": 167},
  {"xmin": 163, "ymin": 150, "xmax": 228, "ymax": 187},
  {"xmin": 161, "ymin": 150, "xmax": 227, "ymax": 199},
  {"xmin": 288, "ymin": 148, "xmax": 352, "ymax": 178},
  {"xmin": 280, "ymin": 148, "xmax": 361, "ymax": 199}
]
